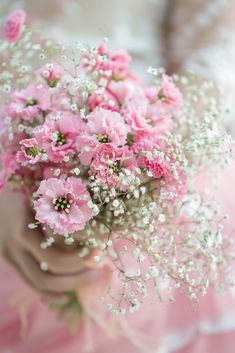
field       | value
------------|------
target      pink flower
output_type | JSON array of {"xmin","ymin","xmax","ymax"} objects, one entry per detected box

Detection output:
[
  {"xmin": 108, "ymin": 80, "xmax": 138, "ymax": 105},
  {"xmin": 158, "ymin": 74, "xmax": 182, "ymax": 110},
  {"xmin": 77, "ymin": 108, "xmax": 129, "ymax": 165},
  {"xmin": 133, "ymin": 135, "xmax": 167, "ymax": 177},
  {"xmin": 34, "ymin": 111, "xmax": 84, "ymax": 162},
  {"xmin": 76, "ymin": 134, "xmax": 97, "ymax": 166},
  {"xmin": 88, "ymin": 89, "xmax": 120, "ymax": 112},
  {"xmin": 106, "ymin": 81, "xmax": 171, "ymax": 135},
  {"xmin": 143, "ymin": 86, "xmax": 173, "ymax": 134},
  {"xmin": 122, "ymin": 85, "xmax": 149, "ymax": 133},
  {"xmin": 88, "ymin": 79, "xmax": 143, "ymax": 113},
  {"xmin": 145, "ymin": 104, "xmax": 173, "ymax": 135},
  {"xmin": 37, "ymin": 63, "xmax": 64, "ymax": 88},
  {"xmin": 3, "ymin": 9, "xmax": 26, "ymax": 43},
  {"xmin": 133, "ymin": 135, "xmax": 186, "ymax": 200},
  {"xmin": 91, "ymin": 144, "xmax": 136, "ymax": 189},
  {"xmin": 34, "ymin": 177, "xmax": 93, "ymax": 235},
  {"xmin": 50, "ymin": 89, "xmax": 71, "ymax": 111},
  {"xmin": 83, "ymin": 44, "xmax": 138, "ymax": 81},
  {"xmin": 16, "ymin": 138, "xmax": 43, "ymax": 166},
  {"xmin": 9, "ymin": 84, "xmax": 51, "ymax": 120},
  {"xmin": 117, "ymin": 80, "xmax": 177, "ymax": 136}
]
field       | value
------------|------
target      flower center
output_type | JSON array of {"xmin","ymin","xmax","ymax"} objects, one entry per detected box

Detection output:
[
  {"xmin": 48, "ymin": 79, "xmax": 59, "ymax": 88},
  {"xmin": 145, "ymin": 118, "xmax": 153, "ymax": 126},
  {"xmin": 96, "ymin": 134, "xmax": 109, "ymax": 143},
  {"xmin": 26, "ymin": 98, "xmax": 37, "ymax": 107},
  {"xmin": 157, "ymin": 89, "xmax": 167, "ymax": 102},
  {"xmin": 26, "ymin": 146, "xmax": 42, "ymax": 157},
  {"xmin": 56, "ymin": 132, "xmax": 66, "ymax": 146},
  {"xmin": 108, "ymin": 160, "xmax": 122, "ymax": 174},
  {"xmin": 127, "ymin": 132, "xmax": 135, "ymax": 146},
  {"xmin": 53, "ymin": 196, "xmax": 73, "ymax": 213}
]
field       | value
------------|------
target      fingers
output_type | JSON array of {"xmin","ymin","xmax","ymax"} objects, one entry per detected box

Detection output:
[
  {"xmin": 3, "ymin": 242, "xmax": 96, "ymax": 294},
  {"xmin": 2, "ymin": 207, "xmax": 98, "ymax": 294},
  {"xmin": 0, "ymin": 187, "xmax": 25, "ymax": 250},
  {"xmin": 14, "ymin": 211, "xmax": 89, "ymax": 275},
  {"xmin": 16, "ymin": 226, "xmax": 87, "ymax": 275}
]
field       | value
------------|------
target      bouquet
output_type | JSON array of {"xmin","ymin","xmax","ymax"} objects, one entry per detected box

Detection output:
[{"xmin": 0, "ymin": 10, "xmax": 234, "ymax": 316}]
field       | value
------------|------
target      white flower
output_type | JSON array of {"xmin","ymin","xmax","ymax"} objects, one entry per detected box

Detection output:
[{"xmin": 158, "ymin": 214, "xmax": 166, "ymax": 223}]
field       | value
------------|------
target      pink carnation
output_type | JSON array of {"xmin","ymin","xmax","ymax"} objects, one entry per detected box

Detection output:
[
  {"xmin": 144, "ymin": 86, "xmax": 173, "ymax": 134},
  {"xmin": 133, "ymin": 135, "xmax": 186, "ymax": 200},
  {"xmin": 50, "ymin": 88, "xmax": 72, "ymax": 112},
  {"xmin": 34, "ymin": 111, "xmax": 84, "ymax": 163},
  {"xmin": 37, "ymin": 62, "xmax": 64, "ymax": 88},
  {"xmin": 9, "ymin": 84, "xmax": 51, "ymax": 120},
  {"xmin": 3, "ymin": 9, "xmax": 26, "ymax": 43},
  {"xmin": 91, "ymin": 144, "xmax": 136, "ymax": 189},
  {"xmin": 34, "ymin": 177, "xmax": 93, "ymax": 235},
  {"xmin": 120, "ymin": 84, "xmax": 149, "ymax": 133},
  {"xmin": 88, "ymin": 89, "xmax": 120, "ymax": 112},
  {"xmin": 83, "ymin": 44, "xmax": 138, "ymax": 81},
  {"xmin": 108, "ymin": 80, "xmax": 138, "ymax": 105},
  {"xmin": 158, "ymin": 74, "xmax": 182, "ymax": 110},
  {"xmin": 16, "ymin": 138, "xmax": 43, "ymax": 166},
  {"xmin": 120, "ymin": 79, "xmax": 180, "ymax": 136},
  {"xmin": 77, "ymin": 108, "xmax": 129, "ymax": 165},
  {"xmin": 107, "ymin": 81, "xmax": 171, "ymax": 135},
  {"xmin": 133, "ymin": 135, "xmax": 168, "ymax": 177}
]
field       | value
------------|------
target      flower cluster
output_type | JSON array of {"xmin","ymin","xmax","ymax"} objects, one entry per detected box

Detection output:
[{"xmin": 0, "ymin": 12, "xmax": 234, "ymax": 314}]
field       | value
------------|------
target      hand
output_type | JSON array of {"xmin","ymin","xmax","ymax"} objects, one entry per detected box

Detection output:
[{"xmin": 0, "ymin": 187, "xmax": 98, "ymax": 295}]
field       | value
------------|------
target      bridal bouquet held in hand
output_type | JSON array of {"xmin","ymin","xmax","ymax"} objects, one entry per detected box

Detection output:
[{"xmin": 0, "ymin": 9, "xmax": 234, "ymax": 319}]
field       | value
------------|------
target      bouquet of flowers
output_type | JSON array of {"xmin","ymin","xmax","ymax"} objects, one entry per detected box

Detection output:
[{"xmin": 0, "ymin": 10, "xmax": 234, "ymax": 316}]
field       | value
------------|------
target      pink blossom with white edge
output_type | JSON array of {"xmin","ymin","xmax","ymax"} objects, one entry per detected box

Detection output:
[
  {"xmin": 108, "ymin": 80, "xmax": 138, "ymax": 105},
  {"xmin": 121, "ymin": 84, "xmax": 149, "ymax": 133},
  {"xmin": 3, "ymin": 9, "xmax": 26, "ymax": 43},
  {"xmin": 16, "ymin": 138, "xmax": 43, "ymax": 166},
  {"xmin": 158, "ymin": 74, "xmax": 182, "ymax": 110},
  {"xmin": 34, "ymin": 177, "xmax": 93, "ymax": 235},
  {"xmin": 144, "ymin": 86, "xmax": 173, "ymax": 134},
  {"xmin": 133, "ymin": 134, "xmax": 186, "ymax": 200},
  {"xmin": 84, "ymin": 44, "xmax": 138, "ymax": 82},
  {"xmin": 91, "ymin": 144, "xmax": 136, "ymax": 189},
  {"xmin": 34, "ymin": 111, "xmax": 84, "ymax": 163},
  {"xmin": 37, "ymin": 62, "xmax": 64, "ymax": 88},
  {"xmin": 88, "ymin": 89, "xmax": 120, "ymax": 112},
  {"xmin": 133, "ymin": 135, "xmax": 171, "ymax": 179},
  {"xmin": 119, "ymin": 82, "xmax": 174, "ymax": 135},
  {"xmin": 77, "ymin": 108, "xmax": 129, "ymax": 165},
  {"xmin": 9, "ymin": 84, "xmax": 51, "ymax": 120}
]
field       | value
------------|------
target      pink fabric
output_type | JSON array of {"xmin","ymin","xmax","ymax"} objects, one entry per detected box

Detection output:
[
  {"xmin": 176, "ymin": 331, "xmax": 235, "ymax": 353},
  {"xmin": 1, "ymin": 164, "xmax": 235, "ymax": 353}
]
